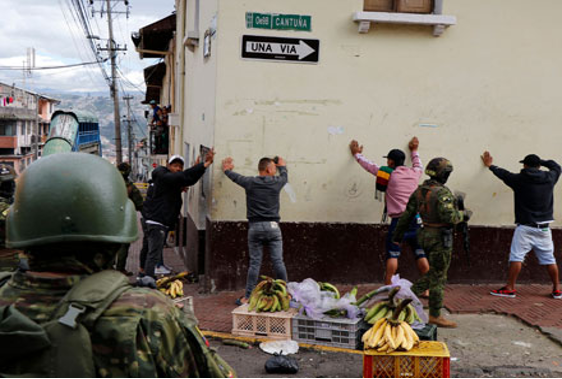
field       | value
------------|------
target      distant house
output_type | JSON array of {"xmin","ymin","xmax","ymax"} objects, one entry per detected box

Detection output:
[{"xmin": 0, "ymin": 82, "xmax": 59, "ymax": 173}]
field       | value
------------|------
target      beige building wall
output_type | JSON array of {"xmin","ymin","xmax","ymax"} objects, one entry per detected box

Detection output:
[
  {"xmin": 179, "ymin": 0, "xmax": 220, "ymax": 229},
  {"xmin": 206, "ymin": 0, "xmax": 562, "ymax": 226}
]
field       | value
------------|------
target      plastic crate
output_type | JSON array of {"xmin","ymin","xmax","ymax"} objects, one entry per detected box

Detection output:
[
  {"xmin": 232, "ymin": 304, "xmax": 296, "ymax": 340},
  {"xmin": 292, "ymin": 313, "xmax": 368, "ymax": 349},
  {"xmin": 415, "ymin": 324, "xmax": 437, "ymax": 341},
  {"xmin": 363, "ymin": 341, "xmax": 450, "ymax": 378}
]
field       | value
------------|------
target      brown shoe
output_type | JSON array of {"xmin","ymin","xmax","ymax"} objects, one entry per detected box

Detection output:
[{"xmin": 429, "ymin": 315, "xmax": 457, "ymax": 328}]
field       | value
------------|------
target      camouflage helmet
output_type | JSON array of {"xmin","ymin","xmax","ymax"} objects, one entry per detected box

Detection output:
[
  {"xmin": 6, "ymin": 153, "xmax": 138, "ymax": 249},
  {"xmin": 425, "ymin": 157, "xmax": 453, "ymax": 182},
  {"xmin": 0, "ymin": 164, "xmax": 16, "ymax": 182}
]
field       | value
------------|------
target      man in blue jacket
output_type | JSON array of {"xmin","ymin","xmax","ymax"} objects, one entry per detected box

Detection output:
[
  {"xmin": 482, "ymin": 152, "xmax": 561, "ymax": 299},
  {"xmin": 141, "ymin": 150, "xmax": 214, "ymax": 280}
]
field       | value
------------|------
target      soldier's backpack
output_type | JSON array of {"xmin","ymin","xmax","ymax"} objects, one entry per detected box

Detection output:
[{"xmin": 0, "ymin": 270, "xmax": 234, "ymax": 378}]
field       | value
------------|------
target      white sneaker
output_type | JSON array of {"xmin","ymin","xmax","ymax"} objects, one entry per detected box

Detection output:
[{"xmin": 155, "ymin": 265, "xmax": 172, "ymax": 275}]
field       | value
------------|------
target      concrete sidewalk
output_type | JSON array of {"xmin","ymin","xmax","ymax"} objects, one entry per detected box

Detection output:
[{"xmin": 124, "ymin": 229, "xmax": 562, "ymax": 344}]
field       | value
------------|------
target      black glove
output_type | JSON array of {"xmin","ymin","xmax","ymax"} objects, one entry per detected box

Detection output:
[
  {"xmin": 463, "ymin": 209, "xmax": 473, "ymax": 222},
  {"xmin": 136, "ymin": 276, "xmax": 157, "ymax": 289}
]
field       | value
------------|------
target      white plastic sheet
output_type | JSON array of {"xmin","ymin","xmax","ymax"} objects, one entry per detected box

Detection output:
[
  {"xmin": 287, "ymin": 278, "xmax": 360, "ymax": 320},
  {"xmin": 259, "ymin": 340, "xmax": 299, "ymax": 355},
  {"xmin": 365, "ymin": 274, "xmax": 428, "ymax": 329}
]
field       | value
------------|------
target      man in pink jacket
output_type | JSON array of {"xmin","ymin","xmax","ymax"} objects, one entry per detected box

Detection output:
[{"xmin": 350, "ymin": 137, "xmax": 429, "ymax": 289}]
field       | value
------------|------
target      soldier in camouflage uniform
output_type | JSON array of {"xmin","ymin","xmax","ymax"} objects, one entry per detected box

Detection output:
[
  {"xmin": 0, "ymin": 153, "xmax": 234, "ymax": 377},
  {"xmin": 393, "ymin": 157, "xmax": 471, "ymax": 328},
  {"xmin": 0, "ymin": 164, "xmax": 20, "ymax": 271},
  {"xmin": 115, "ymin": 162, "xmax": 144, "ymax": 275}
]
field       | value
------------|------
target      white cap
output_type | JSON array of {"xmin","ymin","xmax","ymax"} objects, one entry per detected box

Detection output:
[{"xmin": 168, "ymin": 155, "xmax": 185, "ymax": 165}]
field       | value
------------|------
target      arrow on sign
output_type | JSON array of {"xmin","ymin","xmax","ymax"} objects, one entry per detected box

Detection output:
[{"xmin": 245, "ymin": 40, "xmax": 315, "ymax": 60}]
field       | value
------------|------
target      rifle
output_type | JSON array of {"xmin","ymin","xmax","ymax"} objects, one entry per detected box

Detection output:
[{"xmin": 454, "ymin": 191, "xmax": 471, "ymax": 267}]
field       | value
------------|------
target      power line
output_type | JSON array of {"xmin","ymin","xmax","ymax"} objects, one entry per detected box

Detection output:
[{"xmin": 0, "ymin": 59, "xmax": 108, "ymax": 71}]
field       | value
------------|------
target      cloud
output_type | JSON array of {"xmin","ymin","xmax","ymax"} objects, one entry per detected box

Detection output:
[{"xmin": 0, "ymin": 0, "xmax": 174, "ymax": 93}]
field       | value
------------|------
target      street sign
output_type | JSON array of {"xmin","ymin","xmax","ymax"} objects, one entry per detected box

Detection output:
[
  {"xmin": 241, "ymin": 35, "xmax": 320, "ymax": 64},
  {"xmin": 246, "ymin": 12, "xmax": 312, "ymax": 32}
]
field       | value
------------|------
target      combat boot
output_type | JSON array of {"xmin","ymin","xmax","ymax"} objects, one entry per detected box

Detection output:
[{"xmin": 429, "ymin": 315, "xmax": 457, "ymax": 328}]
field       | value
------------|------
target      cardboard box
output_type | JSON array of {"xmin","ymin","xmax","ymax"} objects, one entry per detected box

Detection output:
[
  {"xmin": 395, "ymin": 0, "xmax": 433, "ymax": 14},
  {"xmin": 364, "ymin": 0, "xmax": 395, "ymax": 12}
]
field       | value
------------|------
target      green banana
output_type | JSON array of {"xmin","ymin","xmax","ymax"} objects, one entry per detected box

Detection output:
[
  {"xmin": 263, "ymin": 296, "xmax": 275, "ymax": 312},
  {"xmin": 320, "ymin": 282, "xmax": 341, "ymax": 299},
  {"xmin": 368, "ymin": 305, "xmax": 390, "ymax": 324},
  {"xmin": 364, "ymin": 302, "xmax": 385, "ymax": 322},
  {"xmin": 270, "ymin": 295, "xmax": 280, "ymax": 313},
  {"xmin": 350, "ymin": 286, "xmax": 358, "ymax": 298}
]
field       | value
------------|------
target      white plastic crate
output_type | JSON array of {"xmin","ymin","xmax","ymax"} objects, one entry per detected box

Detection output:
[
  {"xmin": 232, "ymin": 304, "xmax": 296, "ymax": 340},
  {"xmin": 292, "ymin": 313, "xmax": 368, "ymax": 349}
]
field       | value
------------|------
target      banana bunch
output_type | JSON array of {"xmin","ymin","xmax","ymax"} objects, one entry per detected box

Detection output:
[
  {"xmin": 318, "ymin": 282, "xmax": 340, "ymax": 299},
  {"xmin": 362, "ymin": 299, "xmax": 420, "ymax": 353},
  {"xmin": 365, "ymin": 287, "xmax": 421, "ymax": 325},
  {"xmin": 323, "ymin": 286, "xmax": 358, "ymax": 318},
  {"xmin": 365, "ymin": 301, "xmax": 422, "ymax": 325},
  {"xmin": 156, "ymin": 271, "xmax": 189, "ymax": 289},
  {"xmin": 248, "ymin": 276, "xmax": 290, "ymax": 313},
  {"xmin": 159, "ymin": 279, "xmax": 184, "ymax": 299}
]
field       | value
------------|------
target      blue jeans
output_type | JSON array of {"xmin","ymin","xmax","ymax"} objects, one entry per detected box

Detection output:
[
  {"xmin": 245, "ymin": 221, "xmax": 288, "ymax": 299},
  {"xmin": 386, "ymin": 217, "xmax": 426, "ymax": 260}
]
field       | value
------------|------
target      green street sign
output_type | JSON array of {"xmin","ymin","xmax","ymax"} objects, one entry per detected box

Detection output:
[{"xmin": 246, "ymin": 12, "xmax": 312, "ymax": 32}]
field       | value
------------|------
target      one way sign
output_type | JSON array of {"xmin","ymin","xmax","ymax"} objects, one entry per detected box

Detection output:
[{"xmin": 241, "ymin": 35, "xmax": 320, "ymax": 64}]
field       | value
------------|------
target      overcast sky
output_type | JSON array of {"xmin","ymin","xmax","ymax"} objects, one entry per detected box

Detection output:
[{"xmin": 0, "ymin": 0, "xmax": 175, "ymax": 95}]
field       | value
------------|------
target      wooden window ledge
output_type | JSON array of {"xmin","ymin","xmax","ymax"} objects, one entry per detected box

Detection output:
[{"xmin": 353, "ymin": 11, "xmax": 456, "ymax": 36}]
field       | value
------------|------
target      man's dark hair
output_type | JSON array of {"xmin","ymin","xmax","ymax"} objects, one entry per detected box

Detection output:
[{"xmin": 258, "ymin": 157, "xmax": 273, "ymax": 172}]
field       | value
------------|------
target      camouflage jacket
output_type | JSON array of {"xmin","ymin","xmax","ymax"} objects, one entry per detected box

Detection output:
[
  {"xmin": 0, "ymin": 198, "xmax": 10, "ymax": 246},
  {"xmin": 126, "ymin": 180, "xmax": 143, "ymax": 212},
  {"xmin": 393, "ymin": 179, "xmax": 465, "ymax": 242},
  {"xmin": 0, "ymin": 270, "xmax": 234, "ymax": 378}
]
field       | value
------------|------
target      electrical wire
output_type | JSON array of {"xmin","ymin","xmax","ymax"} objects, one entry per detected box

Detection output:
[{"xmin": 0, "ymin": 59, "xmax": 108, "ymax": 71}]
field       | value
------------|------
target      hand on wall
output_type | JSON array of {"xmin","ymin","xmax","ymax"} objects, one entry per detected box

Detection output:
[
  {"xmin": 349, "ymin": 140, "xmax": 363, "ymax": 156},
  {"xmin": 408, "ymin": 137, "xmax": 419, "ymax": 152},
  {"xmin": 204, "ymin": 148, "xmax": 215, "ymax": 168},
  {"xmin": 481, "ymin": 151, "xmax": 493, "ymax": 167},
  {"xmin": 222, "ymin": 157, "xmax": 234, "ymax": 172}
]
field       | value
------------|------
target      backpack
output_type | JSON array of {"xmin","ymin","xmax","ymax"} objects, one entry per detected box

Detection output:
[
  {"xmin": 0, "ymin": 270, "xmax": 130, "ymax": 377},
  {"xmin": 0, "ymin": 270, "xmax": 235, "ymax": 378},
  {"xmin": 375, "ymin": 166, "xmax": 394, "ymax": 222}
]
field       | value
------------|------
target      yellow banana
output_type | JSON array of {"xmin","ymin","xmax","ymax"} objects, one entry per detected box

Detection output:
[
  {"xmin": 377, "ymin": 342, "xmax": 389, "ymax": 352},
  {"xmin": 362, "ymin": 327, "xmax": 374, "ymax": 344},
  {"xmin": 371, "ymin": 316, "xmax": 387, "ymax": 333},
  {"xmin": 384, "ymin": 323, "xmax": 396, "ymax": 350},
  {"xmin": 371, "ymin": 319, "xmax": 387, "ymax": 348},
  {"xmin": 395, "ymin": 323, "xmax": 405, "ymax": 350}
]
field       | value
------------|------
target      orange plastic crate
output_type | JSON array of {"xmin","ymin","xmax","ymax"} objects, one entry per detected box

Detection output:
[
  {"xmin": 232, "ymin": 304, "xmax": 297, "ymax": 340},
  {"xmin": 363, "ymin": 341, "xmax": 450, "ymax": 378}
]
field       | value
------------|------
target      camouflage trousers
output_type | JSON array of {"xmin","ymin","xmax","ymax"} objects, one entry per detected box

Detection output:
[{"xmin": 411, "ymin": 229, "xmax": 452, "ymax": 317}]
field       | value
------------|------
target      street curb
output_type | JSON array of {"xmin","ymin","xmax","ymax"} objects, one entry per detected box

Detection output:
[
  {"xmin": 537, "ymin": 326, "xmax": 562, "ymax": 347},
  {"xmin": 202, "ymin": 330, "xmax": 364, "ymax": 355}
]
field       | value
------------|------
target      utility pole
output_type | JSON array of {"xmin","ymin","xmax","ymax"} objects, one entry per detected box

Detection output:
[
  {"xmin": 106, "ymin": 0, "xmax": 122, "ymax": 164},
  {"xmin": 123, "ymin": 95, "xmax": 133, "ymax": 164}
]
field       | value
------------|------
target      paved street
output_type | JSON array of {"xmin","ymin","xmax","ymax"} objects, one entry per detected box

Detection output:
[
  {"xmin": 124, "ymin": 234, "xmax": 562, "ymax": 378},
  {"xmin": 212, "ymin": 313, "xmax": 562, "ymax": 378}
]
